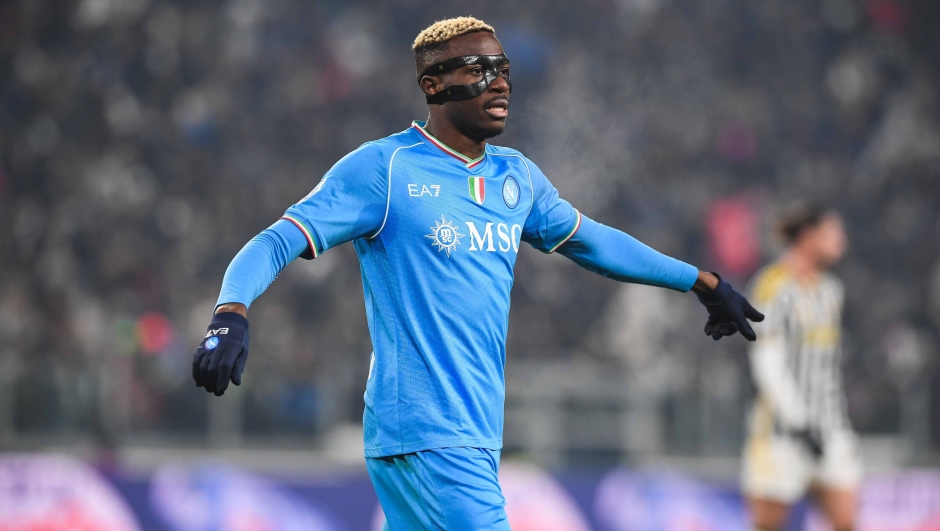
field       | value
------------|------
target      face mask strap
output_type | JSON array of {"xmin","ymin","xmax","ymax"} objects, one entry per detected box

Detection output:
[{"xmin": 419, "ymin": 54, "xmax": 511, "ymax": 105}]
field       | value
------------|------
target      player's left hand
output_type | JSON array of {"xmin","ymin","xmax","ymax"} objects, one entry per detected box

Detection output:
[
  {"xmin": 192, "ymin": 312, "xmax": 250, "ymax": 396},
  {"xmin": 695, "ymin": 274, "xmax": 765, "ymax": 341}
]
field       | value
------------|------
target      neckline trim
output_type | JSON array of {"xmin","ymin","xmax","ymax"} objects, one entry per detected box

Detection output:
[{"xmin": 411, "ymin": 121, "xmax": 485, "ymax": 169}]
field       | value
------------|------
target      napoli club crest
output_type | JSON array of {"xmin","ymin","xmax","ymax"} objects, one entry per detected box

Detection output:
[{"xmin": 502, "ymin": 175, "xmax": 520, "ymax": 209}]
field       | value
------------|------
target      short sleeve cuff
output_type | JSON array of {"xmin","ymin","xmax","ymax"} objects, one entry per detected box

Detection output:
[
  {"xmin": 280, "ymin": 213, "xmax": 322, "ymax": 260},
  {"xmin": 546, "ymin": 209, "xmax": 582, "ymax": 254}
]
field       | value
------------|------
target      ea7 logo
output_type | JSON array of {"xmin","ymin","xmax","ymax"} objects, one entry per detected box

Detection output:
[
  {"xmin": 465, "ymin": 222, "xmax": 522, "ymax": 253},
  {"xmin": 409, "ymin": 184, "xmax": 441, "ymax": 197},
  {"xmin": 205, "ymin": 328, "xmax": 230, "ymax": 338}
]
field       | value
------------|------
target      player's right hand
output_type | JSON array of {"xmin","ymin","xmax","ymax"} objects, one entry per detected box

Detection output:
[{"xmin": 192, "ymin": 312, "xmax": 250, "ymax": 396}]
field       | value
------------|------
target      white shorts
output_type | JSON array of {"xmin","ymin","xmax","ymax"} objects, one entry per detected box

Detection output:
[{"xmin": 742, "ymin": 414, "xmax": 862, "ymax": 503}]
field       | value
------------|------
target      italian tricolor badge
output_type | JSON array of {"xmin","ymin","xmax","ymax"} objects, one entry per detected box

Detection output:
[{"xmin": 468, "ymin": 177, "xmax": 485, "ymax": 205}]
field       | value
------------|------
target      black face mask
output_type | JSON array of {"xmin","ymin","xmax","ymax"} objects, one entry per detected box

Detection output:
[{"xmin": 419, "ymin": 54, "xmax": 511, "ymax": 105}]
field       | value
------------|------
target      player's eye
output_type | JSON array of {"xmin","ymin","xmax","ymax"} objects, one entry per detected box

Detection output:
[
  {"xmin": 470, "ymin": 67, "xmax": 483, "ymax": 76},
  {"xmin": 499, "ymin": 67, "xmax": 510, "ymax": 76}
]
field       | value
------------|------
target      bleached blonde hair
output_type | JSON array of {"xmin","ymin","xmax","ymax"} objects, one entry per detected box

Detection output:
[{"xmin": 412, "ymin": 16, "xmax": 495, "ymax": 51}]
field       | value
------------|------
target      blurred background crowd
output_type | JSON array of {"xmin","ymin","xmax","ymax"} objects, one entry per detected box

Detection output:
[{"xmin": 1, "ymin": 0, "xmax": 940, "ymax": 477}]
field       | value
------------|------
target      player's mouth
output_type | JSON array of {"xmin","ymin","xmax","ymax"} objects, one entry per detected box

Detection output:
[{"xmin": 484, "ymin": 98, "xmax": 509, "ymax": 119}]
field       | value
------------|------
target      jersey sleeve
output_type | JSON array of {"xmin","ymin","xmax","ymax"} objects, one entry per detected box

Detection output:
[
  {"xmin": 520, "ymin": 157, "xmax": 582, "ymax": 253},
  {"xmin": 281, "ymin": 142, "xmax": 389, "ymax": 259},
  {"xmin": 557, "ymin": 215, "xmax": 699, "ymax": 292},
  {"xmin": 746, "ymin": 267, "xmax": 809, "ymax": 429},
  {"xmin": 216, "ymin": 219, "xmax": 309, "ymax": 309}
]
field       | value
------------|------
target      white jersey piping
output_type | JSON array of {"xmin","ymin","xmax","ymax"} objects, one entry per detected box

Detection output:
[{"xmin": 369, "ymin": 142, "xmax": 423, "ymax": 239}]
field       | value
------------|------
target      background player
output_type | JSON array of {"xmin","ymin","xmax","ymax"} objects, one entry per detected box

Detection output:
[
  {"xmin": 192, "ymin": 17, "xmax": 764, "ymax": 530},
  {"xmin": 743, "ymin": 204, "xmax": 861, "ymax": 531}
]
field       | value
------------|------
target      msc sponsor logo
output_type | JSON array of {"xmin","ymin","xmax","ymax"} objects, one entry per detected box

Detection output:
[
  {"xmin": 426, "ymin": 216, "xmax": 464, "ymax": 257},
  {"xmin": 426, "ymin": 215, "xmax": 522, "ymax": 255},
  {"xmin": 466, "ymin": 222, "xmax": 522, "ymax": 253}
]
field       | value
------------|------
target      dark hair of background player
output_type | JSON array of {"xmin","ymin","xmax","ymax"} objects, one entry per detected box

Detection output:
[{"xmin": 778, "ymin": 203, "xmax": 835, "ymax": 244}]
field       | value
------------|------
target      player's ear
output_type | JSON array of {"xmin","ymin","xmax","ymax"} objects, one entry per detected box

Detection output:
[{"xmin": 419, "ymin": 75, "xmax": 444, "ymax": 97}]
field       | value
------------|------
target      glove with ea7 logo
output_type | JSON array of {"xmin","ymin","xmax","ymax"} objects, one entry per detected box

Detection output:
[{"xmin": 192, "ymin": 312, "xmax": 249, "ymax": 396}]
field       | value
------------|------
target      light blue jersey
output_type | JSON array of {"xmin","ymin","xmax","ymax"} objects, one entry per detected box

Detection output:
[
  {"xmin": 282, "ymin": 122, "xmax": 581, "ymax": 456},
  {"xmin": 217, "ymin": 121, "xmax": 698, "ymax": 458}
]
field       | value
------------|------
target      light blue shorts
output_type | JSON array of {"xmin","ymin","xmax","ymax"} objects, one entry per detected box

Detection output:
[{"xmin": 366, "ymin": 446, "xmax": 510, "ymax": 531}]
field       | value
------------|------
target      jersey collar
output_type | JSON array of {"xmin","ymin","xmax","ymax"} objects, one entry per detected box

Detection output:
[{"xmin": 411, "ymin": 121, "xmax": 485, "ymax": 169}]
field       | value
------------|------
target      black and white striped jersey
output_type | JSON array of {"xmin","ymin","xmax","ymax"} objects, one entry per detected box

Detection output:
[{"xmin": 747, "ymin": 262, "xmax": 851, "ymax": 435}]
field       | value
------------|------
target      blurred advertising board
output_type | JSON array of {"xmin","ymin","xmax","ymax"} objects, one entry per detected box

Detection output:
[
  {"xmin": 806, "ymin": 471, "xmax": 940, "ymax": 531},
  {"xmin": 594, "ymin": 468, "xmax": 748, "ymax": 531},
  {"xmin": 0, "ymin": 454, "xmax": 140, "ymax": 531},
  {"xmin": 149, "ymin": 463, "xmax": 347, "ymax": 531},
  {"xmin": 8, "ymin": 453, "xmax": 940, "ymax": 531}
]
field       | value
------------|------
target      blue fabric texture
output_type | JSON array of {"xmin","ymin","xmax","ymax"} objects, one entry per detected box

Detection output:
[
  {"xmin": 216, "ymin": 122, "xmax": 700, "ymax": 457},
  {"xmin": 367, "ymin": 447, "xmax": 509, "ymax": 531},
  {"xmin": 557, "ymin": 215, "xmax": 699, "ymax": 292},
  {"xmin": 216, "ymin": 219, "xmax": 308, "ymax": 308}
]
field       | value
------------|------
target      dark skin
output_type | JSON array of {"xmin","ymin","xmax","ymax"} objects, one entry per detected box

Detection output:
[{"xmin": 215, "ymin": 32, "xmax": 719, "ymax": 319}]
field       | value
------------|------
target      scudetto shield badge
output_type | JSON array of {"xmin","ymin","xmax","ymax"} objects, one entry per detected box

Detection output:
[
  {"xmin": 468, "ymin": 177, "xmax": 485, "ymax": 205},
  {"xmin": 502, "ymin": 175, "xmax": 520, "ymax": 209}
]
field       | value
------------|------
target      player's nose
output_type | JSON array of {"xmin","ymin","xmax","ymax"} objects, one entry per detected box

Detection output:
[{"xmin": 489, "ymin": 75, "xmax": 509, "ymax": 93}]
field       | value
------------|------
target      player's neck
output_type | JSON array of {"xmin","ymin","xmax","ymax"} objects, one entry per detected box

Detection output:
[
  {"xmin": 424, "ymin": 116, "xmax": 486, "ymax": 160},
  {"xmin": 782, "ymin": 249, "xmax": 822, "ymax": 285}
]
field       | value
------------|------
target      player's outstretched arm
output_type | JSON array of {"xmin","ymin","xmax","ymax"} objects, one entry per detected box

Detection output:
[
  {"xmin": 193, "ymin": 141, "xmax": 389, "ymax": 394},
  {"xmin": 192, "ymin": 219, "xmax": 308, "ymax": 395},
  {"xmin": 556, "ymin": 215, "xmax": 764, "ymax": 341}
]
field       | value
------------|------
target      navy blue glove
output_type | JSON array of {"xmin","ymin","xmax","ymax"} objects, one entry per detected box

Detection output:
[
  {"xmin": 695, "ymin": 274, "xmax": 765, "ymax": 341},
  {"xmin": 192, "ymin": 312, "xmax": 249, "ymax": 396}
]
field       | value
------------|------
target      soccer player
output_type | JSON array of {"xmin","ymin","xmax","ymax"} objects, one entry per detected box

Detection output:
[
  {"xmin": 192, "ymin": 17, "xmax": 764, "ymax": 530},
  {"xmin": 742, "ymin": 204, "xmax": 861, "ymax": 531}
]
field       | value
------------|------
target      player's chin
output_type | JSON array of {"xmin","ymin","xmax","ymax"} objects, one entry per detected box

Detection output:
[
  {"xmin": 451, "ymin": 107, "xmax": 507, "ymax": 140},
  {"xmin": 475, "ymin": 113, "xmax": 508, "ymax": 138}
]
